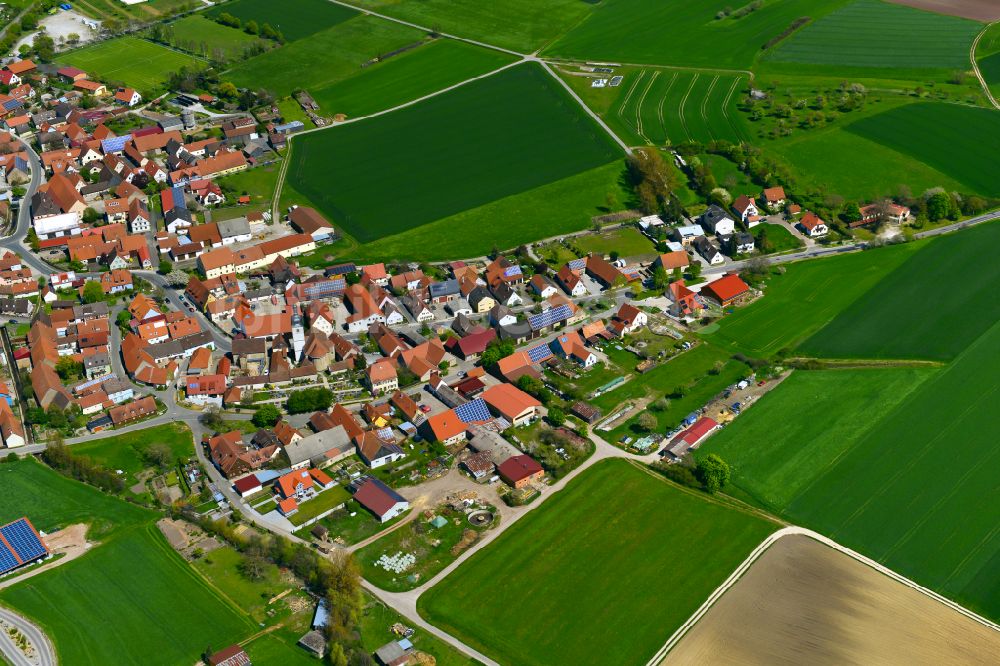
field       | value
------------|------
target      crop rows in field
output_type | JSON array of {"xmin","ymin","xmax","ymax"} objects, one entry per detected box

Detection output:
[
  {"xmin": 768, "ymin": 0, "xmax": 979, "ymax": 69},
  {"xmin": 614, "ymin": 69, "xmax": 748, "ymax": 145}
]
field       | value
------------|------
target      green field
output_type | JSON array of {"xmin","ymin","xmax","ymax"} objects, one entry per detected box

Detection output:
[
  {"xmin": 72, "ymin": 422, "xmax": 194, "ymax": 487},
  {"xmin": 1, "ymin": 525, "xmax": 254, "ymax": 665},
  {"xmin": 0, "ymin": 457, "xmax": 149, "ymax": 536},
  {"xmin": 340, "ymin": 0, "xmax": 593, "ymax": 53},
  {"xmin": 208, "ymin": 0, "xmax": 357, "ymax": 41},
  {"xmin": 800, "ymin": 222, "xmax": 1000, "ymax": 360},
  {"xmin": 767, "ymin": 0, "xmax": 979, "ymax": 70},
  {"xmin": 287, "ymin": 485, "xmax": 351, "ymax": 526},
  {"xmin": 698, "ymin": 367, "xmax": 937, "ymax": 510},
  {"xmin": 298, "ymin": 160, "xmax": 630, "ymax": 263},
  {"xmin": 163, "ymin": 14, "xmax": 267, "ymax": 60},
  {"xmin": 572, "ymin": 226, "xmax": 655, "ymax": 257},
  {"xmin": 360, "ymin": 593, "xmax": 475, "ymax": 666},
  {"xmin": 707, "ymin": 241, "xmax": 922, "ymax": 357},
  {"xmin": 224, "ymin": 15, "xmax": 425, "ymax": 99},
  {"xmin": 420, "ymin": 459, "xmax": 774, "ymax": 666},
  {"xmin": 563, "ymin": 67, "xmax": 750, "ymax": 146},
  {"xmin": 310, "ymin": 39, "xmax": 516, "ymax": 117},
  {"xmin": 755, "ymin": 223, "xmax": 804, "ymax": 254},
  {"xmin": 546, "ymin": 0, "xmax": 849, "ymax": 68},
  {"xmin": 771, "ymin": 121, "xmax": 968, "ymax": 200},
  {"xmin": 288, "ymin": 63, "xmax": 620, "ymax": 243},
  {"xmin": 59, "ymin": 37, "xmax": 206, "ymax": 90},
  {"xmin": 845, "ymin": 102, "xmax": 1000, "ymax": 196}
]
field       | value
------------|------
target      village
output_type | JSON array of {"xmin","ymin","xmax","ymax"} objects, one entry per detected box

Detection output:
[{"xmin": 0, "ymin": 37, "xmax": 988, "ymax": 666}]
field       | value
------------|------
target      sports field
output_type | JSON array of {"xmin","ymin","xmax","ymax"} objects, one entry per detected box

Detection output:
[
  {"xmin": 707, "ymin": 241, "xmax": 921, "ymax": 357},
  {"xmin": 339, "ymin": 0, "xmax": 593, "ymax": 53},
  {"xmin": 546, "ymin": 0, "xmax": 850, "ymax": 68},
  {"xmin": 0, "ymin": 524, "xmax": 255, "ymax": 665},
  {"xmin": 698, "ymin": 367, "xmax": 937, "ymax": 511},
  {"xmin": 767, "ymin": 0, "xmax": 979, "ymax": 69},
  {"xmin": 223, "ymin": 16, "xmax": 424, "ymax": 100},
  {"xmin": 801, "ymin": 221, "xmax": 1000, "ymax": 360},
  {"xmin": 59, "ymin": 37, "xmax": 205, "ymax": 90},
  {"xmin": 845, "ymin": 102, "xmax": 1000, "ymax": 197},
  {"xmin": 288, "ymin": 63, "xmax": 620, "ymax": 243},
  {"xmin": 419, "ymin": 459, "xmax": 776, "ymax": 666},
  {"xmin": 310, "ymin": 39, "xmax": 517, "ymax": 117},
  {"xmin": 565, "ymin": 67, "xmax": 749, "ymax": 146},
  {"xmin": 207, "ymin": 0, "xmax": 357, "ymax": 41},
  {"xmin": 163, "ymin": 15, "xmax": 266, "ymax": 60}
]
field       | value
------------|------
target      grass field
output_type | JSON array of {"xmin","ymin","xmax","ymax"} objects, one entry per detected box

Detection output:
[
  {"xmin": 707, "ymin": 241, "xmax": 922, "ymax": 357},
  {"xmin": 546, "ymin": 0, "xmax": 849, "ymax": 68},
  {"xmin": 287, "ymin": 63, "xmax": 620, "ymax": 244},
  {"xmin": 572, "ymin": 226, "xmax": 655, "ymax": 257},
  {"xmin": 562, "ymin": 67, "xmax": 749, "ymax": 146},
  {"xmin": 162, "ymin": 15, "xmax": 266, "ymax": 60},
  {"xmin": 310, "ymin": 39, "xmax": 516, "ymax": 117},
  {"xmin": 775, "ymin": 321, "xmax": 1000, "ymax": 620},
  {"xmin": 193, "ymin": 546, "xmax": 284, "ymax": 621},
  {"xmin": 845, "ymin": 102, "xmax": 1000, "ymax": 196},
  {"xmin": 800, "ymin": 221, "xmax": 1000, "ymax": 360},
  {"xmin": 767, "ymin": 0, "xmax": 980, "ymax": 70},
  {"xmin": 698, "ymin": 367, "xmax": 937, "ymax": 511},
  {"xmin": 770, "ymin": 121, "xmax": 969, "ymax": 200},
  {"xmin": 360, "ymin": 592, "xmax": 476, "ymax": 666},
  {"xmin": 71, "ymin": 422, "xmax": 194, "ymax": 488},
  {"xmin": 421, "ymin": 460, "xmax": 773, "ymax": 665},
  {"xmin": 286, "ymin": 486, "xmax": 351, "ymax": 526},
  {"xmin": 340, "ymin": 0, "xmax": 593, "ymax": 53},
  {"xmin": 224, "ymin": 15, "xmax": 425, "ymax": 100},
  {"xmin": 294, "ymin": 160, "xmax": 630, "ymax": 263},
  {"xmin": 207, "ymin": 0, "xmax": 357, "ymax": 41},
  {"xmin": 59, "ymin": 37, "xmax": 206, "ymax": 91},
  {"xmin": 755, "ymin": 223, "xmax": 805, "ymax": 254},
  {"xmin": 1, "ymin": 524, "xmax": 255, "ymax": 665},
  {"xmin": 0, "ymin": 457, "xmax": 150, "ymax": 536}
]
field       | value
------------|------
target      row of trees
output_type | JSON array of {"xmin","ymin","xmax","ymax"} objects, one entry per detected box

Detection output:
[
  {"xmin": 214, "ymin": 12, "xmax": 285, "ymax": 42},
  {"xmin": 286, "ymin": 387, "xmax": 334, "ymax": 414},
  {"xmin": 654, "ymin": 454, "xmax": 731, "ymax": 494},
  {"xmin": 42, "ymin": 439, "xmax": 126, "ymax": 494}
]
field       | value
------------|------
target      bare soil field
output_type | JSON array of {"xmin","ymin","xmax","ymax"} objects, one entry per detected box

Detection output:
[
  {"xmin": 662, "ymin": 535, "xmax": 1000, "ymax": 665},
  {"xmin": 885, "ymin": 0, "xmax": 1000, "ymax": 21}
]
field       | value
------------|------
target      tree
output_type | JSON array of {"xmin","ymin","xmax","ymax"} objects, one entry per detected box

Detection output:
[
  {"xmin": 546, "ymin": 406, "xmax": 566, "ymax": 427},
  {"xmin": 244, "ymin": 20, "xmax": 259, "ymax": 35},
  {"xmin": 144, "ymin": 442, "xmax": 172, "ymax": 470},
  {"xmin": 480, "ymin": 339, "xmax": 514, "ymax": 368},
  {"xmin": 286, "ymin": 387, "xmax": 333, "ymax": 414},
  {"xmin": 636, "ymin": 412, "xmax": 658, "ymax": 432},
  {"xmin": 240, "ymin": 551, "xmax": 269, "ymax": 581},
  {"xmin": 158, "ymin": 259, "xmax": 172, "ymax": 275},
  {"xmin": 252, "ymin": 404, "xmax": 281, "ymax": 428},
  {"xmin": 687, "ymin": 262, "xmax": 702, "ymax": 280},
  {"xmin": 166, "ymin": 269, "xmax": 190, "ymax": 288},
  {"xmin": 217, "ymin": 81, "xmax": 238, "ymax": 99},
  {"xmin": 696, "ymin": 454, "xmax": 731, "ymax": 493},
  {"xmin": 82, "ymin": 281, "xmax": 104, "ymax": 304},
  {"xmin": 82, "ymin": 207, "xmax": 100, "ymax": 224},
  {"xmin": 55, "ymin": 356, "xmax": 84, "ymax": 382},
  {"xmin": 32, "ymin": 33, "xmax": 54, "ymax": 61},
  {"xmin": 199, "ymin": 406, "xmax": 226, "ymax": 433},
  {"xmin": 650, "ymin": 397, "xmax": 671, "ymax": 412},
  {"xmin": 840, "ymin": 202, "xmax": 862, "ymax": 224},
  {"xmin": 652, "ymin": 266, "xmax": 669, "ymax": 291},
  {"xmin": 116, "ymin": 310, "xmax": 132, "ymax": 328}
]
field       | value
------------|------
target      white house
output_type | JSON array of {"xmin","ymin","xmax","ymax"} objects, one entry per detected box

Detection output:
[
  {"xmin": 357, "ymin": 432, "xmax": 406, "ymax": 469},
  {"xmin": 699, "ymin": 205, "xmax": 737, "ymax": 236},
  {"xmin": 732, "ymin": 195, "xmax": 760, "ymax": 226},
  {"xmin": 354, "ymin": 478, "xmax": 409, "ymax": 523},
  {"xmin": 799, "ymin": 212, "xmax": 829, "ymax": 237}
]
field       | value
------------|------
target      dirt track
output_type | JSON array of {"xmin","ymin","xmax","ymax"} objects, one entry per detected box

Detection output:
[
  {"xmin": 885, "ymin": 0, "xmax": 1000, "ymax": 21},
  {"xmin": 662, "ymin": 535, "xmax": 1000, "ymax": 665}
]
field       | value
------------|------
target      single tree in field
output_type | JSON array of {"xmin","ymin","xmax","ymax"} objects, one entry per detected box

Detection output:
[
  {"xmin": 697, "ymin": 454, "xmax": 731, "ymax": 493},
  {"xmin": 636, "ymin": 412, "xmax": 658, "ymax": 432}
]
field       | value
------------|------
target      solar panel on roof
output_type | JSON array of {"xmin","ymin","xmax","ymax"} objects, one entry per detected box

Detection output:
[
  {"xmin": 0, "ymin": 543, "xmax": 18, "ymax": 574},
  {"xmin": 526, "ymin": 344, "xmax": 553, "ymax": 363},
  {"xmin": 503, "ymin": 265, "xmax": 522, "ymax": 278},
  {"xmin": 567, "ymin": 258, "xmax": 586, "ymax": 271},
  {"xmin": 454, "ymin": 398, "xmax": 491, "ymax": 424},
  {"xmin": 376, "ymin": 426, "xmax": 394, "ymax": 441},
  {"xmin": 303, "ymin": 279, "xmax": 345, "ymax": 298},
  {"xmin": 172, "ymin": 186, "xmax": 187, "ymax": 209},
  {"xmin": 100, "ymin": 134, "xmax": 131, "ymax": 154},
  {"xmin": 1, "ymin": 520, "xmax": 46, "ymax": 563},
  {"xmin": 528, "ymin": 304, "xmax": 572, "ymax": 331}
]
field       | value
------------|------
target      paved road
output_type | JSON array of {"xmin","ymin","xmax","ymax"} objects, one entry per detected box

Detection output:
[
  {"xmin": 0, "ymin": 140, "xmax": 45, "ymax": 273},
  {"xmin": 0, "ymin": 605, "xmax": 55, "ymax": 666}
]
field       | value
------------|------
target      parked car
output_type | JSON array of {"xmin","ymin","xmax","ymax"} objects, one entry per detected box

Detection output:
[{"xmin": 419, "ymin": 404, "xmax": 431, "ymax": 413}]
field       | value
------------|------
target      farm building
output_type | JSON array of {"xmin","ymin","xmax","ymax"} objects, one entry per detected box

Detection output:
[
  {"xmin": 353, "ymin": 477, "xmax": 409, "ymax": 523},
  {"xmin": 0, "ymin": 517, "xmax": 50, "ymax": 575},
  {"xmin": 701, "ymin": 274, "xmax": 750, "ymax": 307},
  {"xmin": 498, "ymin": 454, "xmax": 544, "ymax": 489},
  {"xmin": 666, "ymin": 417, "xmax": 719, "ymax": 459}
]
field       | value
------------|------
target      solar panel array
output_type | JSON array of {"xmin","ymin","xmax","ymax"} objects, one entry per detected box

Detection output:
[
  {"xmin": 567, "ymin": 258, "xmax": 586, "ymax": 271},
  {"xmin": 528, "ymin": 304, "xmax": 572, "ymax": 331},
  {"xmin": 2, "ymin": 99, "xmax": 21, "ymax": 112},
  {"xmin": 172, "ymin": 186, "xmax": 187, "ymax": 210},
  {"xmin": 324, "ymin": 263, "xmax": 356, "ymax": 277},
  {"xmin": 100, "ymin": 134, "xmax": 132, "ymax": 154},
  {"xmin": 303, "ymin": 278, "xmax": 345, "ymax": 299},
  {"xmin": 526, "ymin": 344, "xmax": 554, "ymax": 363},
  {"xmin": 0, "ymin": 518, "xmax": 48, "ymax": 575},
  {"xmin": 455, "ymin": 398, "xmax": 491, "ymax": 424},
  {"xmin": 503, "ymin": 265, "xmax": 522, "ymax": 278},
  {"xmin": 376, "ymin": 426, "xmax": 394, "ymax": 441}
]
